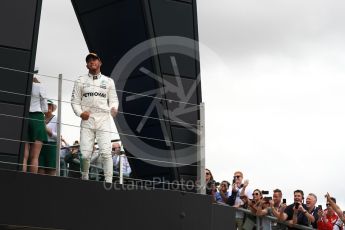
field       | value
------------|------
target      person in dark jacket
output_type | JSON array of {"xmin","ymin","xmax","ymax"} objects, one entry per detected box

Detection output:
[{"xmin": 64, "ymin": 140, "xmax": 81, "ymax": 179}]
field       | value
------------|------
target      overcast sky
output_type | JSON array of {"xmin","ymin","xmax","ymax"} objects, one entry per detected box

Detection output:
[{"xmin": 36, "ymin": 0, "xmax": 345, "ymax": 208}]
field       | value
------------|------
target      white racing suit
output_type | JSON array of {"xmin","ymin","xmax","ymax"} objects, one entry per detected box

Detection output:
[{"xmin": 71, "ymin": 73, "xmax": 118, "ymax": 183}]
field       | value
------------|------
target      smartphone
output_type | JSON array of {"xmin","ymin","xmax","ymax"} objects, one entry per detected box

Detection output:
[
  {"xmin": 294, "ymin": 202, "xmax": 300, "ymax": 209},
  {"xmin": 318, "ymin": 205, "xmax": 323, "ymax": 210},
  {"xmin": 282, "ymin": 198, "xmax": 286, "ymax": 204}
]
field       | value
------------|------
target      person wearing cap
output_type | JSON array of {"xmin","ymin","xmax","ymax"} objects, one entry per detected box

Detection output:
[
  {"xmin": 64, "ymin": 140, "xmax": 82, "ymax": 179},
  {"xmin": 38, "ymin": 99, "xmax": 58, "ymax": 176},
  {"xmin": 23, "ymin": 76, "xmax": 48, "ymax": 173},
  {"xmin": 71, "ymin": 53, "xmax": 118, "ymax": 183}
]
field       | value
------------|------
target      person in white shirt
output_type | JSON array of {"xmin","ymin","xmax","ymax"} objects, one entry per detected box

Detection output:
[
  {"xmin": 23, "ymin": 77, "xmax": 48, "ymax": 173},
  {"xmin": 112, "ymin": 142, "xmax": 131, "ymax": 177},
  {"xmin": 227, "ymin": 171, "xmax": 253, "ymax": 230}
]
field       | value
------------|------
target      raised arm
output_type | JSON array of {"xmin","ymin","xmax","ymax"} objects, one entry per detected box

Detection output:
[
  {"xmin": 278, "ymin": 204, "xmax": 288, "ymax": 221},
  {"xmin": 326, "ymin": 192, "xmax": 344, "ymax": 221},
  {"xmin": 256, "ymin": 201, "xmax": 269, "ymax": 216}
]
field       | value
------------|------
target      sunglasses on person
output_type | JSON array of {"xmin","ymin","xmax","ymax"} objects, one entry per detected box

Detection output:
[
  {"xmin": 205, "ymin": 172, "xmax": 210, "ymax": 175},
  {"xmin": 234, "ymin": 175, "xmax": 241, "ymax": 178},
  {"xmin": 326, "ymin": 203, "xmax": 331, "ymax": 207},
  {"xmin": 252, "ymin": 193, "xmax": 260, "ymax": 196}
]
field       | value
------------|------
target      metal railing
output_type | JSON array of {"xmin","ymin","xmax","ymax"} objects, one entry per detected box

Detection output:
[
  {"xmin": 234, "ymin": 207, "xmax": 314, "ymax": 230},
  {"xmin": 213, "ymin": 203, "xmax": 315, "ymax": 230},
  {"xmin": 0, "ymin": 65, "xmax": 206, "ymax": 193}
]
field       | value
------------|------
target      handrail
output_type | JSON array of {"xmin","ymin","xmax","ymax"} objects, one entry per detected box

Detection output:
[
  {"xmin": 212, "ymin": 205, "xmax": 315, "ymax": 230},
  {"xmin": 237, "ymin": 207, "xmax": 314, "ymax": 230}
]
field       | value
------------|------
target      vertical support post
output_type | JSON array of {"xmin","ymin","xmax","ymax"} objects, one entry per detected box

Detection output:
[
  {"xmin": 55, "ymin": 74, "xmax": 62, "ymax": 176},
  {"xmin": 256, "ymin": 216, "xmax": 260, "ymax": 230},
  {"xmin": 119, "ymin": 154, "xmax": 124, "ymax": 185},
  {"xmin": 197, "ymin": 102, "xmax": 205, "ymax": 194}
]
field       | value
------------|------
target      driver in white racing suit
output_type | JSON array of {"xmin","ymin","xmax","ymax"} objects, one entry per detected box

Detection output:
[{"xmin": 71, "ymin": 53, "xmax": 118, "ymax": 183}]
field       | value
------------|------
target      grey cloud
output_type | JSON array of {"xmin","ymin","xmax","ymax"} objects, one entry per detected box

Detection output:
[{"xmin": 198, "ymin": 0, "xmax": 345, "ymax": 58}]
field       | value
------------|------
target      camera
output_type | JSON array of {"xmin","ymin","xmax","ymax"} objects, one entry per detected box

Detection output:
[
  {"xmin": 318, "ymin": 205, "xmax": 322, "ymax": 210},
  {"xmin": 282, "ymin": 198, "xmax": 286, "ymax": 204},
  {"xmin": 262, "ymin": 190, "xmax": 269, "ymax": 195},
  {"xmin": 263, "ymin": 197, "xmax": 272, "ymax": 203},
  {"xmin": 294, "ymin": 202, "xmax": 300, "ymax": 209},
  {"xmin": 232, "ymin": 176, "xmax": 236, "ymax": 184}
]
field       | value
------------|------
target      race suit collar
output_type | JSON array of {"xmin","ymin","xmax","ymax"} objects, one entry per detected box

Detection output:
[{"xmin": 88, "ymin": 72, "xmax": 101, "ymax": 80}]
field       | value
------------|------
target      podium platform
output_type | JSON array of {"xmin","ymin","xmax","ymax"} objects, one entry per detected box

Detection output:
[{"xmin": 0, "ymin": 169, "xmax": 235, "ymax": 230}]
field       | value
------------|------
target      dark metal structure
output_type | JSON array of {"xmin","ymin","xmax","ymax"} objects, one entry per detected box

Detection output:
[
  {"xmin": 0, "ymin": 169, "xmax": 235, "ymax": 230},
  {"xmin": 0, "ymin": 1, "xmax": 238, "ymax": 229},
  {"xmin": 0, "ymin": 0, "xmax": 42, "ymax": 170},
  {"xmin": 71, "ymin": 0, "xmax": 202, "ymax": 185}
]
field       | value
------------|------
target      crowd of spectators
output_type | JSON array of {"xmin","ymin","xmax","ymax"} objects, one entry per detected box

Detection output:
[
  {"xmin": 205, "ymin": 169, "xmax": 344, "ymax": 230},
  {"xmin": 59, "ymin": 139, "xmax": 132, "ymax": 181}
]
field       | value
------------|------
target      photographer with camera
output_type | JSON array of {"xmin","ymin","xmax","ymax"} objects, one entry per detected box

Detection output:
[
  {"xmin": 215, "ymin": 180, "xmax": 230, "ymax": 204},
  {"xmin": 256, "ymin": 189, "xmax": 287, "ymax": 230},
  {"xmin": 248, "ymin": 189, "xmax": 264, "ymax": 214},
  {"xmin": 279, "ymin": 189, "xmax": 310, "ymax": 229},
  {"xmin": 227, "ymin": 171, "xmax": 253, "ymax": 230}
]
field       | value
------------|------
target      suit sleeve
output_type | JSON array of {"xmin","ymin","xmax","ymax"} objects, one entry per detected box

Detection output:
[
  {"xmin": 226, "ymin": 191, "xmax": 237, "ymax": 206},
  {"xmin": 71, "ymin": 77, "xmax": 83, "ymax": 117},
  {"xmin": 108, "ymin": 78, "xmax": 119, "ymax": 110}
]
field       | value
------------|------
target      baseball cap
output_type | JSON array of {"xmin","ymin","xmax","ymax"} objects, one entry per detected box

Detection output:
[
  {"xmin": 85, "ymin": 53, "xmax": 101, "ymax": 62},
  {"xmin": 47, "ymin": 99, "xmax": 57, "ymax": 112}
]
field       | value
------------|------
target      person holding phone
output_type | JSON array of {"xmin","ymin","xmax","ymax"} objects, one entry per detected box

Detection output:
[
  {"xmin": 325, "ymin": 193, "xmax": 345, "ymax": 224},
  {"xmin": 317, "ymin": 197, "xmax": 343, "ymax": 230},
  {"xmin": 279, "ymin": 189, "xmax": 309, "ymax": 229},
  {"xmin": 257, "ymin": 189, "xmax": 286, "ymax": 230},
  {"xmin": 214, "ymin": 181, "xmax": 230, "ymax": 204},
  {"xmin": 295, "ymin": 193, "xmax": 319, "ymax": 228}
]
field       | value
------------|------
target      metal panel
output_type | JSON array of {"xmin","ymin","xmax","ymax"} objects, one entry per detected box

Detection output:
[
  {"xmin": 71, "ymin": 0, "xmax": 201, "ymax": 187},
  {"xmin": 0, "ymin": 47, "xmax": 31, "ymax": 104},
  {"xmin": 0, "ymin": 170, "xmax": 235, "ymax": 230},
  {"xmin": 0, "ymin": 0, "xmax": 42, "ymax": 169},
  {"xmin": 0, "ymin": 0, "xmax": 39, "ymax": 50},
  {"xmin": 0, "ymin": 103, "xmax": 24, "ymax": 155},
  {"xmin": 149, "ymin": 0, "xmax": 197, "ymax": 78},
  {"xmin": 72, "ymin": 0, "xmax": 149, "ymax": 76}
]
